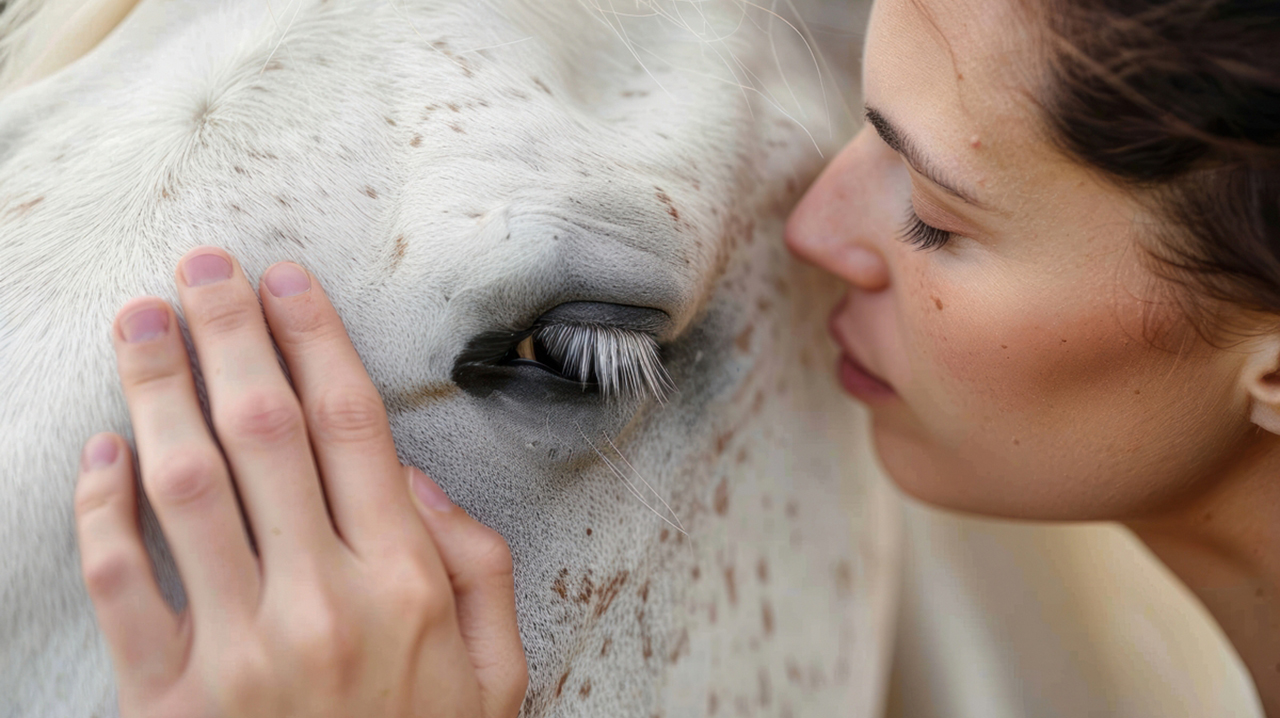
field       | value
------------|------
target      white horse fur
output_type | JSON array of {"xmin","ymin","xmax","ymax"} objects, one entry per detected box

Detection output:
[{"xmin": 0, "ymin": 1, "xmax": 899, "ymax": 716}]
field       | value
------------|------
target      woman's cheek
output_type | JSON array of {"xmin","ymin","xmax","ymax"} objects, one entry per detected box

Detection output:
[{"xmin": 900, "ymin": 264, "xmax": 1140, "ymax": 442}]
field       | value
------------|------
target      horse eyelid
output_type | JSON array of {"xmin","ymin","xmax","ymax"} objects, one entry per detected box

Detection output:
[{"xmin": 534, "ymin": 323, "xmax": 676, "ymax": 403}]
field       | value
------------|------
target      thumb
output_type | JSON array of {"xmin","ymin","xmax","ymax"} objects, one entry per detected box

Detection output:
[{"xmin": 405, "ymin": 466, "xmax": 529, "ymax": 717}]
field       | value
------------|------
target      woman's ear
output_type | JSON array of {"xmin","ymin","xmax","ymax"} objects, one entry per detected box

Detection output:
[{"xmin": 1243, "ymin": 335, "xmax": 1280, "ymax": 435}]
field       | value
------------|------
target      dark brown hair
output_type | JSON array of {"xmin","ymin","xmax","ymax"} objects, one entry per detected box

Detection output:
[{"xmin": 1039, "ymin": 0, "xmax": 1280, "ymax": 327}]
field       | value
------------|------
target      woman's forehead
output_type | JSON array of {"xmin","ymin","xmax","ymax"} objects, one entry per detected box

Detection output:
[{"xmin": 864, "ymin": 0, "xmax": 1076, "ymax": 209}]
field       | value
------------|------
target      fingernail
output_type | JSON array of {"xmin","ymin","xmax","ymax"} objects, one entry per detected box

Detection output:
[
  {"xmin": 81, "ymin": 435, "xmax": 118, "ymax": 471},
  {"xmin": 263, "ymin": 263, "xmax": 310, "ymax": 298},
  {"xmin": 411, "ymin": 467, "xmax": 453, "ymax": 513},
  {"xmin": 182, "ymin": 253, "xmax": 232, "ymax": 287},
  {"xmin": 121, "ymin": 306, "xmax": 169, "ymax": 342}
]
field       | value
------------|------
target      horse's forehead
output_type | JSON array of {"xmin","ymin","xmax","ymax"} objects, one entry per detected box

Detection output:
[{"xmin": 4, "ymin": 0, "xmax": 763, "ymax": 314}]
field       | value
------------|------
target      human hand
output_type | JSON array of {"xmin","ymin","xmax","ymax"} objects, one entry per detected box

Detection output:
[{"xmin": 73, "ymin": 246, "xmax": 527, "ymax": 717}]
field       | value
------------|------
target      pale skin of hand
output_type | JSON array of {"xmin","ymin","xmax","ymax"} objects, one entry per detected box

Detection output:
[{"xmin": 74, "ymin": 246, "xmax": 528, "ymax": 718}]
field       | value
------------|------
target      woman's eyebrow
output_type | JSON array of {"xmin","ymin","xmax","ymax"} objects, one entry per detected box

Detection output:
[{"xmin": 865, "ymin": 105, "xmax": 986, "ymax": 209}]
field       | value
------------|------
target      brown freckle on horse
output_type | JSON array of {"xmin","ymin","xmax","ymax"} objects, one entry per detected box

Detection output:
[
  {"xmin": 735, "ymin": 324, "xmax": 754, "ymax": 352},
  {"xmin": 668, "ymin": 629, "xmax": 690, "ymax": 664},
  {"xmin": 384, "ymin": 382, "xmax": 457, "ymax": 412},
  {"xmin": 449, "ymin": 123, "xmax": 466, "ymax": 134},
  {"xmin": 579, "ymin": 680, "xmax": 592, "ymax": 698},
  {"xmin": 639, "ymin": 580, "xmax": 650, "ymax": 602},
  {"xmin": 724, "ymin": 567, "xmax": 738, "ymax": 605},
  {"xmin": 364, "ymin": 187, "xmax": 378, "ymax": 199},
  {"xmin": 933, "ymin": 296, "xmax": 944, "ymax": 311},
  {"xmin": 555, "ymin": 669, "xmax": 571, "ymax": 699},
  {"xmin": 691, "ymin": 565, "xmax": 701, "ymax": 580},
  {"xmin": 756, "ymin": 558, "xmax": 769, "ymax": 583},
  {"xmin": 715, "ymin": 431, "xmax": 734, "ymax": 455},
  {"xmin": 585, "ymin": 527, "xmax": 593, "ymax": 536},
  {"xmin": 761, "ymin": 601, "xmax": 775, "ymax": 636},
  {"xmin": 576, "ymin": 574, "xmax": 596, "ymax": 604},
  {"xmin": 785, "ymin": 500, "xmax": 798, "ymax": 519},
  {"xmin": 659, "ymin": 528, "xmax": 670, "ymax": 542},
  {"xmin": 552, "ymin": 568, "xmax": 569, "ymax": 600},
  {"xmin": 1001, "ymin": 344, "xmax": 1008, "ymax": 349},
  {"xmin": 600, "ymin": 637, "xmax": 612, "ymax": 657},
  {"xmin": 655, "ymin": 189, "xmax": 680, "ymax": 221},
  {"xmin": 533, "ymin": 77, "xmax": 552, "ymax": 95},
  {"xmin": 708, "ymin": 692, "xmax": 719, "ymax": 715},
  {"xmin": 714, "ymin": 478, "xmax": 730, "ymax": 516},
  {"xmin": 833, "ymin": 560, "xmax": 853, "ymax": 597},
  {"xmin": 409, "ymin": 134, "xmax": 422, "ymax": 147},
  {"xmin": 736, "ymin": 447, "xmax": 749, "ymax": 465},
  {"xmin": 642, "ymin": 634, "xmax": 654, "ymax": 660},
  {"xmin": 384, "ymin": 116, "xmax": 396, "ymax": 126},
  {"xmin": 593, "ymin": 571, "xmax": 628, "ymax": 618}
]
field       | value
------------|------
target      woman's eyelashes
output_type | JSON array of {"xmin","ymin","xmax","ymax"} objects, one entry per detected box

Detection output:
[{"xmin": 899, "ymin": 205, "xmax": 954, "ymax": 250}]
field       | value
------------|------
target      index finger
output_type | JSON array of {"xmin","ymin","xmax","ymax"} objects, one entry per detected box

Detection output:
[{"xmin": 256, "ymin": 261, "xmax": 427, "ymax": 551}]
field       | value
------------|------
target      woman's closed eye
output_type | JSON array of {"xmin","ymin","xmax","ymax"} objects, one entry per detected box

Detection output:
[{"xmin": 899, "ymin": 204, "xmax": 954, "ymax": 251}]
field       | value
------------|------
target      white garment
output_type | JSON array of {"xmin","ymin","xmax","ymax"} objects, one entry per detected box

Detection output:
[{"xmin": 883, "ymin": 497, "xmax": 1263, "ymax": 717}]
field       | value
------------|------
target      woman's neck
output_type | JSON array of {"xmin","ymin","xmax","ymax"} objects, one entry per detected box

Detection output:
[{"xmin": 1126, "ymin": 432, "xmax": 1280, "ymax": 716}]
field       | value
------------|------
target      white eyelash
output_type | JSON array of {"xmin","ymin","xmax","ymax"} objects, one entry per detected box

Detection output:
[{"xmin": 534, "ymin": 323, "xmax": 676, "ymax": 402}]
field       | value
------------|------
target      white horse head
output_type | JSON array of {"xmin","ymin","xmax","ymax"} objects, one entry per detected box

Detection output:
[{"xmin": 0, "ymin": 1, "xmax": 897, "ymax": 716}]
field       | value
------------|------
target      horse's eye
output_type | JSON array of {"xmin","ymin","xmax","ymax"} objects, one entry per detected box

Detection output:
[
  {"xmin": 452, "ymin": 302, "xmax": 676, "ymax": 404},
  {"xmin": 504, "ymin": 322, "xmax": 675, "ymax": 402}
]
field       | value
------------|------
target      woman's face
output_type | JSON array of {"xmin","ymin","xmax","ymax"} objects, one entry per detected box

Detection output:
[{"xmin": 786, "ymin": 0, "xmax": 1257, "ymax": 520}]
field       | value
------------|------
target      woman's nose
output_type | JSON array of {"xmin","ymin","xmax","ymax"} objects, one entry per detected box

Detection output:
[{"xmin": 785, "ymin": 129, "xmax": 893, "ymax": 293}]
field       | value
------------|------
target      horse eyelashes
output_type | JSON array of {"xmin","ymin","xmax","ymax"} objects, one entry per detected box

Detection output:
[{"xmin": 531, "ymin": 323, "xmax": 676, "ymax": 402}]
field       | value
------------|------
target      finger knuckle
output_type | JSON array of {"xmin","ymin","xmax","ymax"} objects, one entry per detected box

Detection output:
[
  {"xmin": 470, "ymin": 527, "xmax": 516, "ymax": 579},
  {"xmin": 81, "ymin": 551, "xmax": 140, "ymax": 602},
  {"xmin": 150, "ymin": 451, "xmax": 222, "ymax": 507},
  {"xmin": 219, "ymin": 647, "xmax": 272, "ymax": 705},
  {"xmin": 415, "ymin": 578, "xmax": 455, "ymax": 625},
  {"xmin": 217, "ymin": 390, "xmax": 304, "ymax": 445},
  {"xmin": 277, "ymin": 304, "xmax": 336, "ymax": 344},
  {"xmin": 283, "ymin": 601, "xmax": 359, "ymax": 677},
  {"xmin": 74, "ymin": 473, "xmax": 120, "ymax": 520},
  {"xmin": 121, "ymin": 355, "xmax": 186, "ymax": 397},
  {"xmin": 377, "ymin": 561, "xmax": 442, "ymax": 621},
  {"xmin": 196, "ymin": 298, "xmax": 262, "ymax": 338},
  {"xmin": 308, "ymin": 390, "xmax": 387, "ymax": 443}
]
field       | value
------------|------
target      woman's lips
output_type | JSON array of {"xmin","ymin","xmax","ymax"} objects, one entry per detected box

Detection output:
[
  {"xmin": 827, "ymin": 299, "xmax": 897, "ymax": 402},
  {"xmin": 837, "ymin": 352, "xmax": 897, "ymax": 402}
]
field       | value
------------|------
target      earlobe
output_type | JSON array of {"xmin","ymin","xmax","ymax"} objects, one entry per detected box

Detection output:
[{"xmin": 1243, "ymin": 335, "xmax": 1280, "ymax": 436}]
